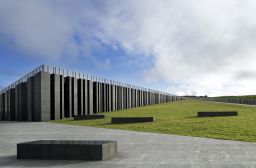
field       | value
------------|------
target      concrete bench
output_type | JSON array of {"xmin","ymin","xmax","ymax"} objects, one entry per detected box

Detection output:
[
  {"xmin": 198, "ymin": 111, "xmax": 238, "ymax": 117},
  {"xmin": 17, "ymin": 140, "xmax": 117, "ymax": 160},
  {"xmin": 111, "ymin": 117, "xmax": 155, "ymax": 124},
  {"xmin": 74, "ymin": 115, "xmax": 105, "ymax": 120}
]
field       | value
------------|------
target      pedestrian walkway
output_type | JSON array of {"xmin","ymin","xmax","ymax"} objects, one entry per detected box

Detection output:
[{"xmin": 0, "ymin": 121, "xmax": 255, "ymax": 167}]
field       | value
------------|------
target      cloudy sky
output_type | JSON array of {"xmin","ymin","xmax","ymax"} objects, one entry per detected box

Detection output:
[{"xmin": 0, "ymin": 0, "xmax": 256, "ymax": 96}]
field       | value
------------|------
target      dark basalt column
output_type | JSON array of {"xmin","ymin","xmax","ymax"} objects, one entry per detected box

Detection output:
[
  {"xmin": 34, "ymin": 72, "xmax": 50, "ymax": 121},
  {"xmin": 111, "ymin": 84, "xmax": 115, "ymax": 111},
  {"xmin": 18, "ymin": 82, "xmax": 28, "ymax": 121},
  {"xmin": 4, "ymin": 91, "xmax": 7, "ymax": 120},
  {"xmin": 82, "ymin": 79, "xmax": 88, "ymax": 115},
  {"xmin": 87, "ymin": 80, "xmax": 93, "ymax": 115},
  {"xmin": 93, "ymin": 81, "xmax": 99, "ymax": 114},
  {"xmin": 15, "ymin": 85, "xmax": 19, "ymax": 121},
  {"xmin": 64, "ymin": 77, "xmax": 72, "ymax": 118},
  {"xmin": 50, "ymin": 74, "xmax": 61, "ymax": 120},
  {"xmin": 71, "ymin": 77, "xmax": 78, "ymax": 117},
  {"xmin": 27, "ymin": 76, "xmax": 35, "ymax": 121},
  {"xmin": 60, "ymin": 75, "xmax": 64, "ymax": 119},
  {"xmin": 10, "ymin": 89, "xmax": 16, "ymax": 121},
  {"xmin": 77, "ymin": 79, "xmax": 84, "ymax": 116}
]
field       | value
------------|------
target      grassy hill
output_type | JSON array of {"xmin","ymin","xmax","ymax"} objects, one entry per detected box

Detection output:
[
  {"xmin": 51, "ymin": 100, "xmax": 256, "ymax": 142},
  {"xmin": 214, "ymin": 95, "xmax": 256, "ymax": 99}
]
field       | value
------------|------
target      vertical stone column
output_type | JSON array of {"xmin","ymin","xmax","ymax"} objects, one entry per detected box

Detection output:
[
  {"xmin": 156, "ymin": 93, "xmax": 158, "ymax": 104},
  {"xmin": 0, "ymin": 93, "xmax": 4, "ymax": 120},
  {"xmin": 103, "ymin": 83, "xmax": 106, "ymax": 112},
  {"xmin": 150, "ymin": 92, "xmax": 153, "ymax": 105},
  {"xmin": 101, "ymin": 82, "xmax": 104, "ymax": 112},
  {"xmin": 120, "ymin": 86, "xmax": 124, "ymax": 109},
  {"xmin": 77, "ymin": 79, "xmax": 84, "ymax": 115},
  {"xmin": 130, "ymin": 88, "xmax": 133, "ymax": 108},
  {"xmin": 108, "ymin": 84, "xmax": 112, "ymax": 111},
  {"xmin": 126, "ymin": 88, "xmax": 129, "ymax": 109},
  {"xmin": 27, "ymin": 76, "xmax": 34, "ymax": 121},
  {"xmin": 115, "ymin": 85, "xmax": 118, "ymax": 110},
  {"xmin": 102, "ymin": 82, "xmax": 104, "ymax": 112},
  {"xmin": 10, "ymin": 89, "xmax": 15, "ymax": 121},
  {"xmin": 107, "ymin": 83, "xmax": 111, "ymax": 111},
  {"xmin": 20, "ymin": 82, "xmax": 28, "ymax": 121},
  {"xmin": 116, "ymin": 86, "xmax": 120, "ymax": 110},
  {"xmin": 152, "ymin": 92, "xmax": 154, "ymax": 104},
  {"xmin": 145, "ymin": 91, "xmax": 148, "ymax": 106},
  {"xmin": 100, "ymin": 82, "xmax": 103, "ymax": 112},
  {"xmin": 50, "ymin": 74, "xmax": 61, "ymax": 120},
  {"xmin": 15, "ymin": 85, "xmax": 19, "ymax": 121},
  {"xmin": 154, "ymin": 93, "xmax": 156, "ymax": 104},
  {"xmin": 152, "ymin": 92, "xmax": 154, "ymax": 105},
  {"xmin": 87, "ymin": 80, "xmax": 93, "ymax": 115},
  {"xmin": 138, "ymin": 90, "xmax": 141, "ymax": 107},
  {"xmin": 131, "ymin": 88, "xmax": 133, "ymax": 108},
  {"xmin": 142, "ymin": 91, "xmax": 145, "ymax": 106},
  {"xmin": 112, "ymin": 84, "xmax": 116, "ymax": 111},
  {"xmin": 60, "ymin": 75, "xmax": 64, "ymax": 119},
  {"xmin": 123, "ymin": 87, "xmax": 127, "ymax": 109},
  {"xmin": 72, "ymin": 77, "xmax": 78, "ymax": 117},
  {"xmin": 4, "ymin": 91, "xmax": 8, "ymax": 120},
  {"xmin": 93, "ymin": 82, "xmax": 99, "ymax": 114},
  {"xmin": 139, "ymin": 90, "xmax": 142, "ymax": 107},
  {"xmin": 64, "ymin": 77, "xmax": 72, "ymax": 118},
  {"xmin": 83, "ymin": 79, "xmax": 88, "ymax": 115},
  {"xmin": 6, "ymin": 90, "xmax": 10, "ymax": 121},
  {"xmin": 135, "ymin": 89, "xmax": 138, "ymax": 107},
  {"xmin": 141, "ymin": 90, "xmax": 143, "ymax": 106},
  {"xmin": 34, "ymin": 72, "xmax": 50, "ymax": 121},
  {"xmin": 125, "ymin": 87, "xmax": 129, "ymax": 109},
  {"xmin": 142, "ymin": 90, "xmax": 145, "ymax": 106},
  {"xmin": 130, "ymin": 88, "xmax": 132, "ymax": 108},
  {"xmin": 98, "ymin": 82, "xmax": 102, "ymax": 113},
  {"xmin": 105, "ymin": 83, "xmax": 108, "ymax": 112}
]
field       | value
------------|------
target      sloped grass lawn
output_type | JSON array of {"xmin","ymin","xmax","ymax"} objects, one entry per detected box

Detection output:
[{"xmin": 51, "ymin": 100, "xmax": 256, "ymax": 142}]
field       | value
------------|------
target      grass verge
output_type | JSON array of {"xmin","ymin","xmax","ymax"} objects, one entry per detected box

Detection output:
[{"xmin": 50, "ymin": 100, "xmax": 256, "ymax": 142}]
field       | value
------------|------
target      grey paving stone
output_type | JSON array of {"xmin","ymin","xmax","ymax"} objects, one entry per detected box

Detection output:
[{"xmin": 0, "ymin": 121, "xmax": 256, "ymax": 168}]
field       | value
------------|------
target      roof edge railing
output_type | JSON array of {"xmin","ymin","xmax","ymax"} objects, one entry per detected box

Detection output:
[
  {"xmin": 0, "ymin": 65, "xmax": 44, "ymax": 94},
  {"xmin": 0, "ymin": 64, "xmax": 175, "ymax": 96}
]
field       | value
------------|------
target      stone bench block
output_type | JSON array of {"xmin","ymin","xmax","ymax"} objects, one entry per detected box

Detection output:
[
  {"xmin": 198, "ymin": 111, "xmax": 238, "ymax": 117},
  {"xmin": 111, "ymin": 117, "xmax": 155, "ymax": 124},
  {"xmin": 74, "ymin": 115, "xmax": 105, "ymax": 120},
  {"xmin": 17, "ymin": 140, "xmax": 117, "ymax": 160}
]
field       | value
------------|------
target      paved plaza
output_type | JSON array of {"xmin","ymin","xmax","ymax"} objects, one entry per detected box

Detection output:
[{"xmin": 0, "ymin": 121, "xmax": 256, "ymax": 168}]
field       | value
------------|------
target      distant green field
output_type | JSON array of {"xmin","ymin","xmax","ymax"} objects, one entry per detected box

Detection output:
[
  {"xmin": 51, "ymin": 100, "xmax": 256, "ymax": 142},
  {"xmin": 214, "ymin": 95, "xmax": 256, "ymax": 99}
]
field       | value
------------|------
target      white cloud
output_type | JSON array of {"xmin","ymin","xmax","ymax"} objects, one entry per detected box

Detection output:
[
  {"xmin": 95, "ymin": 0, "xmax": 256, "ymax": 96},
  {"xmin": 0, "ymin": 1, "xmax": 73, "ymax": 59},
  {"xmin": 1, "ymin": 0, "xmax": 256, "ymax": 96}
]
